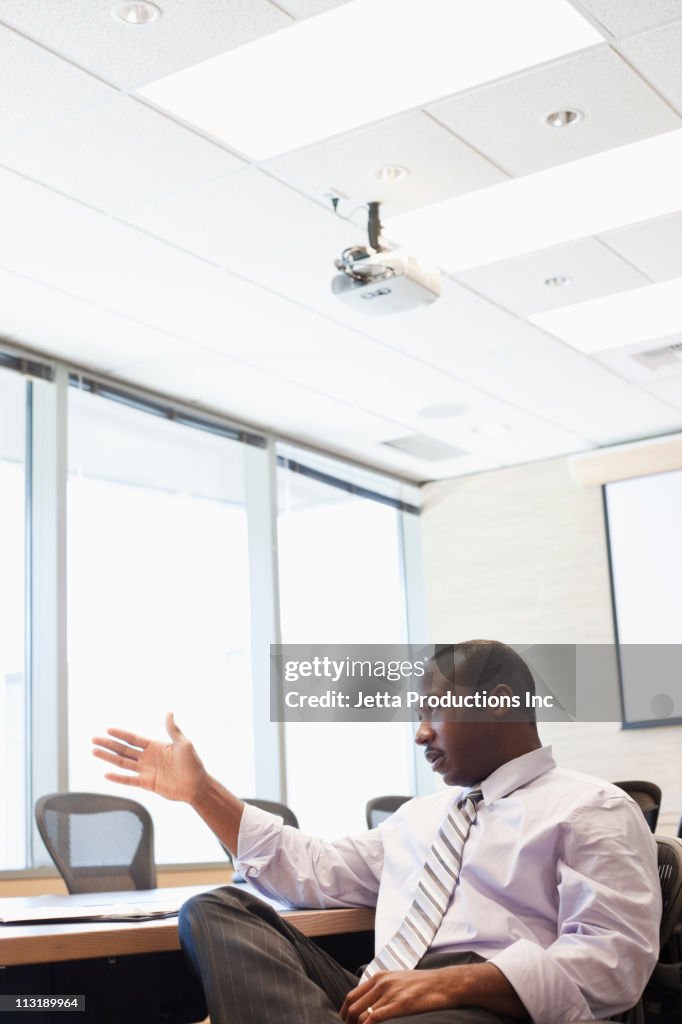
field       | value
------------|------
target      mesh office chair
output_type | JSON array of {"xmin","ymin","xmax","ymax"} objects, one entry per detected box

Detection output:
[
  {"xmin": 569, "ymin": 837, "xmax": 682, "ymax": 1024},
  {"xmin": 35, "ymin": 792, "xmax": 156, "ymax": 893},
  {"xmin": 241, "ymin": 798, "xmax": 300, "ymax": 828},
  {"xmin": 365, "ymin": 795, "xmax": 410, "ymax": 829},
  {"xmin": 640, "ymin": 836, "xmax": 682, "ymax": 1024},
  {"xmin": 613, "ymin": 781, "xmax": 662, "ymax": 833}
]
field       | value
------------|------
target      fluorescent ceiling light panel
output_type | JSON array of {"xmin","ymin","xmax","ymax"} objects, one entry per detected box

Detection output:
[
  {"xmin": 529, "ymin": 276, "xmax": 682, "ymax": 354},
  {"xmin": 137, "ymin": 0, "xmax": 599, "ymax": 159},
  {"xmin": 387, "ymin": 129, "xmax": 682, "ymax": 274}
]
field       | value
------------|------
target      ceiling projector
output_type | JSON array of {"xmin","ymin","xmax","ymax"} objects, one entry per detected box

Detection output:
[{"xmin": 332, "ymin": 202, "xmax": 441, "ymax": 315}]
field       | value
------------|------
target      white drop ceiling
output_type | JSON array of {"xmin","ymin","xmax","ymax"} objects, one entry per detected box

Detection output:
[{"xmin": 1, "ymin": 0, "xmax": 682, "ymax": 483}]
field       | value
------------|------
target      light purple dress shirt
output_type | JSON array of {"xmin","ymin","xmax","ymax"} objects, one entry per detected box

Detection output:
[{"xmin": 235, "ymin": 746, "xmax": 660, "ymax": 1024}]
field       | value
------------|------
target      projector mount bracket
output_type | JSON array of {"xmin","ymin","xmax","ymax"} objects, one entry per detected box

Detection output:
[{"xmin": 334, "ymin": 201, "xmax": 396, "ymax": 283}]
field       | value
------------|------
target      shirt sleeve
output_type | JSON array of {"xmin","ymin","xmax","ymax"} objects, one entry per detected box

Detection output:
[
  {"xmin": 490, "ymin": 795, "xmax": 661, "ymax": 1024},
  {"xmin": 234, "ymin": 803, "xmax": 384, "ymax": 909}
]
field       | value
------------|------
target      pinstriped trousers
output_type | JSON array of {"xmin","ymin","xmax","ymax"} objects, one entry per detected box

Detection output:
[{"xmin": 178, "ymin": 887, "xmax": 521, "ymax": 1024}]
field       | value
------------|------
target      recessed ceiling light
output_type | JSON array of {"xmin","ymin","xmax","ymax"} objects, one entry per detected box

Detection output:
[
  {"xmin": 372, "ymin": 165, "xmax": 409, "ymax": 184},
  {"xmin": 112, "ymin": 2, "xmax": 161, "ymax": 25},
  {"xmin": 472, "ymin": 422, "xmax": 511, "ymax": 436},
  {"xmin": 138, "ymin": 0, "xmax": 599, "ymax": 160},
  {"xmin": 530, "ymin": 276, "xmax": 682, "ymax": 354},
  {"xmin": 417, "ymin": 401, "xmax": 468, "ymax": 419},
  {"xmin": 387, "ymin": 128, "xmax": 682, "ymax": 274},
  {"xmin": 544, "ymin": 275, "xmax": 572, "ymax": 288},
  {"xmin": 546, "ymin": 109, "xmax": 582, "ymax": 128}
]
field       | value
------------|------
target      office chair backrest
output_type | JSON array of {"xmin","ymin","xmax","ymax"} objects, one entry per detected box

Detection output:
[
  {"xmin": 613, "ymin": 780, "xmax": 661, "ymax": 832},
  {"xmin": 366, "ymin": 795, "xmax": 410, "ymax": 829},
  {"xmin": 241, "ymin": 799, "xmax": 299, "ymax": 829},
  {"xmin": 35, "ymin": 792, "xmax": 156, "ymax": 894},
  {"xmin": 656, "ymin": 835, "xmax": 682, "ymax": 950},
  {"xmin": 642, "ymin": 836, "xmax": 682, "ymax": 1018}
]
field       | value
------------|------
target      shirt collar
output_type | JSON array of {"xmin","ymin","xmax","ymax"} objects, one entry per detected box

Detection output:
[{"xmin": 478, "ymin": 745, "xmax": 556, "ymax": 805}]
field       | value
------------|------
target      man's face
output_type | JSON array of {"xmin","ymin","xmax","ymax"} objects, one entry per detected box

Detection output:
[{"xmin": 414, "ymin": 664, "xmax": 496, "ymax": 787}]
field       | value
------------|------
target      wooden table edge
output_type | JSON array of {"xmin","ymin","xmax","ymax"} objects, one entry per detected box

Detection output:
[{"xmin": 0, "ymin": 906, "xmax": 376, "ymax": 966}]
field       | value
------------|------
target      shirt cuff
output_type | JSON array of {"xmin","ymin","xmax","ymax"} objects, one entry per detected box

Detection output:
[
  {"xmin": 235, "ymin": 802, "xmax": 285, "ymax": 874},
  {"xmin": 490, "ymin": 940, "xmax": 594, "ymax": 1024}
]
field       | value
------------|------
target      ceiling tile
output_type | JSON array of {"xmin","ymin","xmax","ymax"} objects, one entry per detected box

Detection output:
[
  {"xmin": 129, "ymin": 167, "xmax": 351, "ymax": 272},
  {"xmin": 427, "ymin": 45, "xmax": 680, "ymax": 176},
  {"xmin": 455, "ymin": 237, "xmax": 649, "ymax": 317},
  {"xmin": 0, "ymin": 165, "xmax": 325, "ymax": 368},
  {"xmin": 620, "ymin": 20, "xmax": 682, "ymax": 114},
  {"xmin": 0, "ymin": 0, "xmax": 289, "ymax": 89},
  {"xmin": 264, "ymin": 110, "xmax": 507, "ymax": 212},
  {"xmin": 0, "ymin": 92, "xmax": 243, "ymax": 220},
  {"xmin": 0, "ymin": 267, "xmax": 186, "ymax": 372},
  {"xmin": 117, "ymin": 344, "xmax": 430, "ymax": 475},
  {"xmin": 0, "ymin": 23, "xmax": 114, "ymax": 143},
  {"xmin": 0, "ymin": 165, "xmax": 241, "ymax": 336},
  {"xmin": 573, "ymin": 0, "xmax": 682, "ymax": 36},
  {"xmin": 645, "ymin": 376, "xmax": 682, "ymax": 410},
  {"xmin": 368, "ymin": 278, "xmax": 682, "ymax": 445},
  {"xmin": 414, "ymin": 410, "xmax": 591, "ymax": 465},
  {"xmin": 600, "ymin": 211, "xmax": 682, "ymax": 281},
  {"xmin": 322, "ymin": 351, "xmax": 593, "ymax": 463}
]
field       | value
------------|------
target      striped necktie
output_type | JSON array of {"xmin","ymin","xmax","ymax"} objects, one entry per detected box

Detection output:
[{"xmin": 361, "ymin": 787, "xmax": 484, "ymax": 980}]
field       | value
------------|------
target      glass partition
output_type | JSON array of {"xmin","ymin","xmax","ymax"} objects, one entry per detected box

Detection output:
[{"xmin": 277, "ymin": 449, "xmax": 414, "ymax": 839}]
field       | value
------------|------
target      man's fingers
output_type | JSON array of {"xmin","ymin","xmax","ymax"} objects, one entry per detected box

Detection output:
[
  {"xmin": 104, "ymin": 772, "xmax": 141, "ymax": 787},
  {"xmin": 92, "ymin": 737, "xmax": 139, "ymax": 761},
  {"xmin": 340, "ymin": 979, "xmax": 374, "ymax": 1021},
  {"xmin": 342, "ymin": 984, "xmax": 381, "ymax": 1024},
  {"xmin": 165, "ymin": 711, "xmax": 182, "ymax": 740},
  {"xmin": 360, "ymin": 1004, "xmax": 390, "ymax": 1023},
  {"xmin": 93, "ymin": 748, "xmax": 142, "ymax": 773},
  {"xmin": 105, "ymin": 727, "xmax": 149, "ymax": 750},
  {"xmin": 348, "ymin": 994, "xmax": 378, "ymax": 1024}
]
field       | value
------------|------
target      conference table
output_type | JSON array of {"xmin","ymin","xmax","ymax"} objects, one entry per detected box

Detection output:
[{"xmin": 0, "ymin": 883, "xmax": 376, "ymax": 1021}]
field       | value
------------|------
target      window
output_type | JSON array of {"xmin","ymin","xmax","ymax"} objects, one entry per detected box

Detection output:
[
  {"xmin": 0, "ymin": 367, "xmax": 27, "ymax": 869},
  {"xmin": 0, "ymin": 348, "xmax": 423, "ymax": 874},
  {"xmin": 277, "ymin": 449, "xmax": 416, "ymax": 838},
  {"xmin": 66, "ymin": 386, "xmax": 255, "ymax": 862}
]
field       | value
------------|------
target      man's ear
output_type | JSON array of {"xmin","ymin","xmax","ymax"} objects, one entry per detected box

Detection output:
[{"xmin": 489, "ymin": 682, "xmax": 516, "ymax": 718}]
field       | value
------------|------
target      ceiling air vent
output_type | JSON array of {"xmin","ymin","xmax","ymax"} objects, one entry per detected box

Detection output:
[
  {"xmin": 382, "ymin": 435, "xmax": 468, "ymax": 461},
  {"xmin": 631, "ymin": 337, "xmax": 682, "ymax": 373}
]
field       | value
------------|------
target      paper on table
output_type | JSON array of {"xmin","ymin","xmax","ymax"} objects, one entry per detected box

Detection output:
[{"xmin": 0, "ymin": 899, "xmax": 182, "ymax": 924}]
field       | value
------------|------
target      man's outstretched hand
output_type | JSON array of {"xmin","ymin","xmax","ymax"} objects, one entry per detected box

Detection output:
[{"xmin": 92, "ymin": 712, "xmax": 207, "ymax": 804}]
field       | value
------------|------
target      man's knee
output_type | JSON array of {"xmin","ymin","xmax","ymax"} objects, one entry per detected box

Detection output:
[
  {"xmin": 179, "ymin": 886, "xmax": 247, "ymax": 947},
  {"xmin": 182, "ymin": 884, "xmax": 252, "ymax": 918},
  {"xmin": 179, "ymin": 885, "xmax": 282, "ymax": 948}
]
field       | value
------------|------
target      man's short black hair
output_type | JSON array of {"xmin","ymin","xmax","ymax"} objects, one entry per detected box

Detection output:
[{"xmin": 432, "ymin": 640, "xmax": 537, "ymax": 721}]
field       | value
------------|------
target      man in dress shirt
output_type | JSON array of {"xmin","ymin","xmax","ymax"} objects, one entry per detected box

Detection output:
[{"xmin": 92, "ymin": 640, "xmax": 661, "ymax": 1024}]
